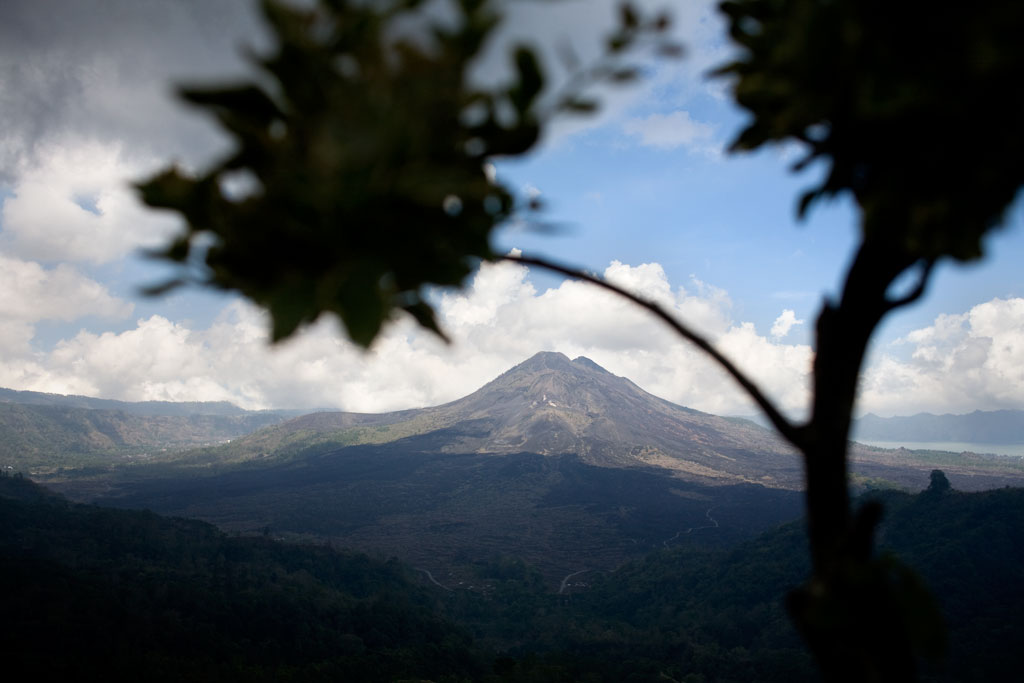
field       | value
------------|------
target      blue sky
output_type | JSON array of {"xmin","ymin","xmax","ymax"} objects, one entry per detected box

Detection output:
[
  {"xmin": 493, "ymin": 64, "xmax": 1024, "ymax": 352},
  {"xmin": 1, "ymin": 0, "xmax": 1023, "ymax": 419}
]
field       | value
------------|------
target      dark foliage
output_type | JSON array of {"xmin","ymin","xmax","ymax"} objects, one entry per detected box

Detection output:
[
  {"xmin": 711, "ymin": 2, "xmax": 1024, "ymax": 677},
  {"xmin": 138, "ymin": 0, "xmax": 529, "ymax": 345},
  {"xmin": 137, "ymin": 0, "xmax": 675, "ymax": 346},
  {"xmin": 447, "ymin": 480, "xmax": 1024, "ymax": 682},
  {"xmin": 3, "ymin": 473, "xmax": 1022, "ymax": 681},
  {"xmin": 0, "ymin": 474, "xmax": 481, "ymax": 682},
  {"xmin": 717, "ymin": 0, "xmax": 1024, "ymax": 260}
]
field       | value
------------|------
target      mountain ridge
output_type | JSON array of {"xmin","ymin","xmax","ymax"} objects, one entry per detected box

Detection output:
[
  {"xmin": 41, "ymin": 353, "xmax": 1024, "ymax": 584},
  {"xmin": 159, "ymin": 352, "xmax": 1024, "ymax": 489},
  {"xmin": 181, "ymin": 351, "xmax": 801, "ymax": 487},
  {"xmin": 0, "ymin": 385, "xmax": 317, "ymax": 418},
  {"xmin": 855, "ymin": 409, "xmax": 1024, "ymax": 443},
  {"xmin": 0, "ymin": 402, "xmax": 295, "ymax": 473}
]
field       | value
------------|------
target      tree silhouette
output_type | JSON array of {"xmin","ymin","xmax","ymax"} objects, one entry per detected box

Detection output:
[
  {"xmin": 926, "ymin": 470, "xmax": 951, "ymax": 496},
  {"xmin": 138, "ymin": 0, "xmax": 1024, "ymax": 680}
]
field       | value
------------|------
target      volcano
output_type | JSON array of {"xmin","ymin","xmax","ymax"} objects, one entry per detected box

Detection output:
[{"xmin": 228, "ymin": 351, "xmax": 803, "ymax": 487}]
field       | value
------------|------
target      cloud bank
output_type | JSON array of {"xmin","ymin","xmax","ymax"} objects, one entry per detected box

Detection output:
[
  {"xmin": 862, "ymin": 297, "xmax": 1024, "ymax": 416},
  {"xmin": 1, "ymin": 141, "xmax": 180, "ymax": 264},
  {"xmin": 0, "ymin": 0, "xmax": 266, "ymax": 180},
  {"xmin": 2, "ymin": 255, "xmax": 1023, "ymax": 419},
  {"xmin": 0, "ymin": 258, "xmax": 815, "ymax": 417}
]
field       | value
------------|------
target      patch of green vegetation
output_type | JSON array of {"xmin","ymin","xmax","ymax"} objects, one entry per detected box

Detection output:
[
  {"xmin": 0, "ymin": 402, "xmax": 288, "ymax": 475},
  {"xmin": 850, "ymin": 473, "xmax": 907, "ymax": 492},
  {"xmin": 0, "ymin": 472, "xmax": 483, "ymax": 682},
  {"xmin": 155, "ymin": 413, "xmax": 462, "ymax": 472},
  {"xmin": 906, "ymin": 450, "xmax": 1024, "ymax": 477},
  {"xmin": 326, "ymin": 419, "xmax": 450, "ymax": 447}
]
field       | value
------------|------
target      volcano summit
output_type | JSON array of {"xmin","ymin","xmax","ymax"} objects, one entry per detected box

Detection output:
[{"xmin": 209, "ymin": 351, "xmax": 803, "ymax": 487}]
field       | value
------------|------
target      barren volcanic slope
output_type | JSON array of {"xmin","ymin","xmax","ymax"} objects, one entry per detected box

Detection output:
[
  {"xmin": 217, "ymin": 352, "xmax": 1022, "ymax": 490},
  {"xmin": 72, "ymin": 352, "xmax": 1022, "ymax": 583},
  {"xmin": 67, "ymin": 353, "xmax": 811, "ymax": 582},
  {"xmin": 207, "ymin": 352, "xmax": 803, "ymax": 487},
  {"xmin": 431, "ymin": 352, "xmax": 803, "ymax": 484}
]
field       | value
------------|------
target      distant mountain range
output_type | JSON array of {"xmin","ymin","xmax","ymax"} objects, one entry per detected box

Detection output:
[
  {"xmin": 854, "ymin": 409, "xmax": 1024, "ymax": 443},
  {"xmin": 42, "ymin": 352, "xmax": 815, "ymax": 579},
  {"xmin": 0, "ymin": 389, "xmax": 307, "ymax": 473},
  {"xmin": 12, "ymin": 353, "xmax": 1024, "ymax": 490},
  {"xmin": 0, "ymin": 386, "xmax": 252, "ymax": 416}
]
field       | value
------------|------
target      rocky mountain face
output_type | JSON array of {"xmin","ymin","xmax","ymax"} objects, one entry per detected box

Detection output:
[
  {"xmin": 427, "ymin": 352, "xmax": 800, "ymax": 483},
  {"xmin": 220, "ymin": 352, "xmax": 803, "ymax": 487},
  {"xmin": 39, "ymin": 353, "xmax": 809, "ymax": 580}
]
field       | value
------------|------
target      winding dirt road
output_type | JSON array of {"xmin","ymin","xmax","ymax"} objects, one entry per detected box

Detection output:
[{"xmin": 662, "ymin": 507, "xmax": 719, "ymax": 548}]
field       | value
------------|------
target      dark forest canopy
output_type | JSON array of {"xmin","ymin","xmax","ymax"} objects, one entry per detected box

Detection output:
[{"xmin": 3, "ymin": 472, "xmax": 1023, "ymax": 682}]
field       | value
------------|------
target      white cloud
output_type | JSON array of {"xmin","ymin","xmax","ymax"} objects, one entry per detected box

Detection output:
[
  {"xmin": 0, "ymin": 254, "xmax": 133, "ymax": 324},
  {"xmin": 622, "ymin": 110, "xmax": 716, "ymax": 152},
  {"xmin": 0, "ymin": 259, "xmax": 815, "ymax": 419},
  {"xmin": 1, "ymin": 140, "xmax": 180, "ymax": 264},
  {"xmin": 770, "ymin": 309, "xmax": 804, "ymax": 339},
  {"xmin": 31, "ymin": 269, "xmax": 1024, "ymax": 422},
  {"xmin": 0, "ymin": 253, "xmax": 133, "ymax": 386},
  {"xmin": 860, "ymin": 297, "xmax": 1024, "ymax": 416}
]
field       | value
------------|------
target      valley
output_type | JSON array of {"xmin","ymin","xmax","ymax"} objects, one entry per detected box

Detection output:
[
  {"xmin": 9, "ymin": 351, "xmax": 1022, "ymax": 589},
  {"xmin": 77, "ymin": 445, "xmax": 804, "ymax": 585},
  {"xmin": 2, "ymin": 352, "xmax": 1024, "ymax": 680},
  {"xmin": 0, "ymin": 397, "xmax": 299, "ymax": 474},
  {"xmin": 4, "ymin": 465, "xmax": 1022, "ymax": 681}
]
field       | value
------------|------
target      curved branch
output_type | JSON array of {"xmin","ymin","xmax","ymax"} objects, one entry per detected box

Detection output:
[
  {"xmin": 882, "ymin": 259, "xmax": 935, "ymax": 314},
  {"xmin": 502, "ymin": 252, "xmax": 806, "ymax": 447}
]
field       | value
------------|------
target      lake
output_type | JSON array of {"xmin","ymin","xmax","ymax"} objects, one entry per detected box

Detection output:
[{"xmin": 855, "ymin": 440, "xmax": 1024, "ymax": 457}]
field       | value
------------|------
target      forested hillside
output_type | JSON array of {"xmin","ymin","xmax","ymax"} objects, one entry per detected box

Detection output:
[
  {"xmin": 0, "ymin": 402, "xmax": 292, "ymax": 473},
  {"xmin": 0, "ymin": 473, "xmax": 481, "ymax": 682},
  {"xmin": 4, "ymin": 472, "xmax": 1021, "ymax": 682}
]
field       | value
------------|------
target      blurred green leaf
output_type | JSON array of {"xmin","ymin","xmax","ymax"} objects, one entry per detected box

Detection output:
[
  {"xmin": 609, "ymin": 67, "xmax": 641, "ymax": 82},
  {"xmin": 558, "ymin": 96, "xmax": 599, "ymax": 114},
  {"xmin": 137, "ymin": 0, "xmax": 543, "ymax": 348},
  {"xmin": 138, "ymin": 279, "xmax": 187, "ymax": 297},
  {"xmin": 620, "ymin": 3, "xmax": 639, "ymax": 30},
  {"xmin": 715, "ymin": 0, "xmax": 1024, "ymax": 261}
]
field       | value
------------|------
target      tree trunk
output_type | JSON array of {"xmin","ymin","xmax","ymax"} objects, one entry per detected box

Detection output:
[{"xmin": 789, "ymin": 240, "xmax": 924, "ymax": 682}]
